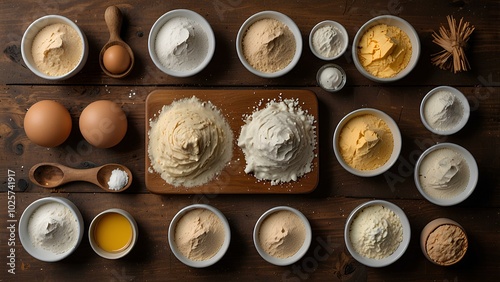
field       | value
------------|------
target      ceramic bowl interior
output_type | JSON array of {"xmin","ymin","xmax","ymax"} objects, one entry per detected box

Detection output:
[
  {"xmin": 316, "ymin": 63, "xmax": 347, "ymax": 92},
  {"xmin": 18, "ymin": 197, "xmax": 84, "ymax": 262},
  {"xmin": 414, "ymin": 142, "xmax": 478, "ymax": 206},
  {"xmin": 88, "ymin": 208, "xmax": 138, "ymax": 259},
  {"xmin": 21, "ymin": 15, "xmax": 88, "ymax": 80},
  {"xmin": 420, "ymin": 86, "xmax": 470, "ymax": 135},
  {"xmin": 236, "ymin": 11, "xmax": 302, "ymax": 78},
  {"xmin": 309, "ymin": 20, "xmax": 349, "ymax": 60},
  {"xmin": 344, "ymin": 200, "xmax": 411, "ymax": 267},
  {"xmin": 253, "ymin": 206, "xmax": 312, "ymax": 266},
  {"xmin": 351, "ymin": 15, "xmax": 420, "ymax": 82},
  {"xmin": 333, "ymin": 108, "xmax": 402, "ymax": 177},
  {"xmin": 168, "ymin": 204, "xmax": 231, "ymax": 268},
  {"xmin": 148, "ymin": 9, "xmax": 216, "ymax": 77}
]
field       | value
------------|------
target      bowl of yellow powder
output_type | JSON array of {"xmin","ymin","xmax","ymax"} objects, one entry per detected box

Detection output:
[
  {"xmin": 352, "ymin": 15, "xmax": 420, "ymax": 82},
  {"xmin": 253, "ymin": 206, "xmax": 312, "ymax": 266},
  {"xmin": 168, "ymin": 204, "xmax": 231, "ymax": 268},
  {"xmin": 236, "ymin": 11, "xmax": 302, "ymax": 78},
  {"xmin": 344, "ymin": 200, "xmax": 411, "ymax": 267},
  {"xmin": 333, "ymin": 108, "xmax": 402, "ymax": 177},
  {"xmin": 21, "ymin": 15, "xmax": 88, "ymax": 80}
]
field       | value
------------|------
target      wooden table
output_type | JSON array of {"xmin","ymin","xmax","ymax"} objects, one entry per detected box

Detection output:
[{"xmin": 1, "ymin": 0, "xmax": 499, "ymax": 281}]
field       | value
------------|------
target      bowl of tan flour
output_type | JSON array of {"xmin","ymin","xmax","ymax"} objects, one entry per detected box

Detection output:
[
  {"xmin": 236, "ymin": 11, "xmax": 302, "ymax": 78},
  {"xmin": 22, "ymin": 15, "xmax": 88, "ymax": 80}
]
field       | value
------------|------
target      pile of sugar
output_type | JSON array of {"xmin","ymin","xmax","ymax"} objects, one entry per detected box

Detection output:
[{"xmin": 238, "ymin": 98, "xmax": 316, "ymax": 185}]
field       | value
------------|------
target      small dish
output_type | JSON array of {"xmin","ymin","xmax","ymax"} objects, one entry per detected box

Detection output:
[
  {"xmin": 309, "ymin": 20, "xmax": 349, "ymax": 60},
  {"xmin": 236, "ymin": 11, "xmax": 302, "ymax": 78},
  {"xmin": 420, "ymin": 86, "xmax": 470, "ymax": 135},
  {"xmin": 21, "ymin": 15, "xmax": 88, "ymax": 80},
  {"xmin": 344, "ymin": 200, "xmax": 411, "ymax": 267},
  {"xmin": 148, "ymin": 9, "xmax": 215, "ymax": 77},
  {"xmin": 333, "ymin": 108, "xmax": 402, "ymax": 177},
  {"xmin": 352, "ymin": 15, "xmax": 420, "ymax": 82},
  {"xmin": 18, "ymin": 197, "xmax": 84, "ymax": 262},
  {"xmin": 414, "ymin": 142, "xmax": 478, "ymax": 206},
  {"xmin": 420, "ymin": 218, "xmax": 468, "ymax": 266},
  {"xmin": 253, "ymin": 206, "xmax": 312, "ymax": 266},
  {"xmin": 316, "ymin": 63, "xmax": 347, "ymax": 92},
  {"xmin": 89, "ymin": 208, "xmax": 138, "ymax": 259},
  {"xmin": 168, "ymin": 204, "xmax": 230, "ymax": 268}
]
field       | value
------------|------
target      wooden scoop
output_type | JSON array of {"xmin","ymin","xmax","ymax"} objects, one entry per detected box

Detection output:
[
  {"xmin": 99, "ymin": 5, "xmax": 135, "ymax": 78},
  {"xmin": 29, "ymin": 163, "xmax": 132, "ymax": 192}
]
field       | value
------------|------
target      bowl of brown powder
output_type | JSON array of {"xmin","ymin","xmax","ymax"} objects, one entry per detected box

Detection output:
[
  {"xmin": 21, "ymin": 15, "xmax": 88, "ymax": 80},
  {"xmin": 236, "ymin": 11, "xmax": 302, "ymax": 78}
]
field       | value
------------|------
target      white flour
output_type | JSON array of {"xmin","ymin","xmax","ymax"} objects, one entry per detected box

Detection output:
[
  {"xmin": 349, "ymin": 205, "xmax": 403, "ymax": 259},
  {"xmin": 424, "ymin": 91, "xmax": 464, "ymax": 131},
  {"xmin": 154, "ymin": 17, "xmax": 208, "ymax": 72},
  {"xmin": 312, "ymin": 25, "xmax": 344, "ymax": 58},
  {"xmin": 238, "ymin": 98, "xmax": 316, "ymax": 185},
  {"xmin": 28, "ymin": 202, "xmax": 79, "ymax": 254}
]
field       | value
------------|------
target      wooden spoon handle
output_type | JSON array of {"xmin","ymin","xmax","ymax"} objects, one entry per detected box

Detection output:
[{"xmin": 105, "ymin": 5, "xmax": 123, "ymax": 42}]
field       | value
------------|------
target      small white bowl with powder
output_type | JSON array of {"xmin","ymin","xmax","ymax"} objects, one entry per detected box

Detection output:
[
  {"xmin": 253, "ymin": 206, "xmax": 312, "ymax": 266},
  {"xmin": 316, "ymin": 63, "xmax": 346, "ymax": 92},
  {"xmin": 148, "ymin": 9, "xmax": 215, "ymax": 77},
  {"xmin": 168, "ymin": 204, "xmax": 230, "ymax": 268},
  {"xmin": 344, "ymin": 200, "xmax": 411, "ymax": 267},
  {"xmin": 414, "ymin": 142, "xmax": 478, "ymax": 206},
  {"xmin": 420, "ymin": 86, "xmax": 470, "ymax": 135},
  {"xmin": 309, "ymin": 20, "xmax": 348, "ymax": 60},
  {"xmin": 18, "ymin": 197, "xmax": 84, "ymax": 262}
]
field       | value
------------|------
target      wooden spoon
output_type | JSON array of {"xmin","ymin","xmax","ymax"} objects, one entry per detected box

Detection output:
[
  {"xmin": 29, "ymin": 163, "xmax": 132, "ymax": 192},
  {"xmin": 99, "ymin": 5, "xmax": 135, "ymax": 78}
]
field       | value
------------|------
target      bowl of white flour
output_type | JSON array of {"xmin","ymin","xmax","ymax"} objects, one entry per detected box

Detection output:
[
  {"xmin": 148, "ymin": 9, "xmax": 215, "ymax": 77},
  {"xmin": 19, "ymin": 197, "xmax": 84, "ymax": 262},
  {"xmin": 344, "ymin": 200, "xmax": 411, "ymax": 267}
]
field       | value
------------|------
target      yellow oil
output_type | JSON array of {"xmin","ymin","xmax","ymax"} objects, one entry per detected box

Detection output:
[{"xmin": 94, "ymin": 212, "xmax": 133, "ymax": 252}]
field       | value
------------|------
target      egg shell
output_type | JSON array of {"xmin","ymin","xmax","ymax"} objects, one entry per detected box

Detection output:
[
  {"xmin": 24, "ymin": 100, "xmax": 72, "ymax": 147},
  {"xmin": 79, "ymin": 100, "xmax": 127, "ymax": 148},
  {"xmin": 103, "ymin": 45, "xmax": 131, "ymax": 75}
]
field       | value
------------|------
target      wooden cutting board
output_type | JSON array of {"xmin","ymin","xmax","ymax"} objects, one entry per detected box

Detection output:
[{"xmin": 145, "ymin": 89, "xmax": 319, "ymax": 194}]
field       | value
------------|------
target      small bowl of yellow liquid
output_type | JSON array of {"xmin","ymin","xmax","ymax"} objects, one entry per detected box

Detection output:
[{"xmin": 89, "ymin": 208, "xmax": 138, "ymax": 259}]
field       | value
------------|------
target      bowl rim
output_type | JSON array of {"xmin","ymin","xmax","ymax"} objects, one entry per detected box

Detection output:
[
  {"xmin": 309, "ymin": 20, "xmax": 349, "ymax": 60},
  {"xmin": 351, "ymin": 15, "xmax": 420, "ymax": 83},
  {"xmin": 18, "ymin": 196, "xmax": 84, "ymax": 262},
  {"xmin": 420, "ymin": 86, "xmax": 470, "ymax": 135},
  {"xmin": 88, "ymin": 208, "xmax": 139, "ymax": 259},
  {"xmin": 253, "ymin": 206, "xmax": 312, "ymax": 266},
  {"xmin": 168, "ymin": 204, "xmax": 231, "ymax": 268},
  {"xmin": 21, "ymin": 15, "xmax": 88, "ymax": 81},
  {"xmin": 333, "ymin": 108, "xmax": 402, "ymax": 177},
  {"xmin": 148, "ymin": 9, "xmax": 216, "ymax": 78},
  {"xmin": 414, "ymin": 142, "xmax": 479, "ymax": 206},
  {"xmin": 235, "ymin": 10, "xmax": 303, "ymax": 78},
  {"xmin": 344, "ymin": 200, "xmax": 411, "ymax": 267}
]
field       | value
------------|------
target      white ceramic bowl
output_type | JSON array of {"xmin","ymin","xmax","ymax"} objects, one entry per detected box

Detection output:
[
  {"xmin": 316, "ymin": 63, "xmax": 347, "ymax": 92},
  {"xmin": 88, "ymin": 208, "xmax": 138, "ymax": 259},
  {"xmin": 148, "ymin": 9, "xmax": 216, "ymax": 77},
  {"xmin": 352, "ymin": 15, "xmax": 420, "ymax": 82},
  {"xmin": 21, "ymin": 15, "xmax": 88, "ymax": 80},
  {"xmin": 420, "ymin": 86, "xmax": 470, "ymax": 135},
  {"xmin": 253, "ymin": 206, "xmax": 312, "ymax": 266},
  {"xmin": 414, "ymin": 142, "xmax": 478, "ymax": 206},
  {"xmin": 18, "ymin": 197, "xmax": 84, "ymax": 262},
  {"xmin": 168, "ymin": 204, "xmax": 230, "ymax": 268},
  {"xmin": 309, "ymin": 20, "xmax": 349, "ymax": 60},
  {"xmin": 333, "ymin": 108, "xmax": 402, "ymax": 177},
  {"xmin": 344, "ymin": 200, "xmax": 411, "ymax": 267},
  {"xmin": 236, "ymin": 11, "xmax": 302, "ymax": 78}
]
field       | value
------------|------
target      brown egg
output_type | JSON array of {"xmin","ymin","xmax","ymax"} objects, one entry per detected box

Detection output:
[
  {"xmin": 79, "ymin": 100, "xmax": 127, "ymax": 148},
  {"xmin": 24, "ymin": 100, "xmax": 72, "ymax": 147},
  {"xmin": 103, "ymin": 45, "xmax": 131, "ymax": 74}
]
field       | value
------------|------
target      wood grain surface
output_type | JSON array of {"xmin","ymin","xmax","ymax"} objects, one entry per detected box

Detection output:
[
  {"xmin": 145, "ymin": 89, "xmax": 319, "ymax": 194},
  {"xmin": 0, "ymin": 0, "xmax": 499, "ymax": 281}
]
